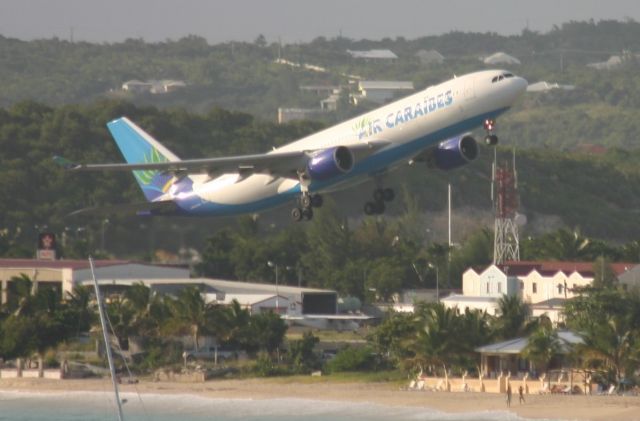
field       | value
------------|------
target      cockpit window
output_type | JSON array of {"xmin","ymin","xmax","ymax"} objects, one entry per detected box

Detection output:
[{"xmin": 493, "ymin": 73, "xmax": 515, "ymax": 83}]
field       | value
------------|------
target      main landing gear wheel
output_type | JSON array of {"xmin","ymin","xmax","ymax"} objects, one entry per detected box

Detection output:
[
  {"xmin": 365, "ymin": 187, "xmax": 394, "ymax": 215},
  {"xmin": 291, "ymin": 207, "xmax": 303, "ymax": 222},
  {"xmin": 291, "ymin": 193, "xmax": 323, "ymax": 222}
]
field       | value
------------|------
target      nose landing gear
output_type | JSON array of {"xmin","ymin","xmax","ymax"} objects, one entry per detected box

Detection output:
[{"xmin": 484, "ymin": 119, "xmax": 498, "ymax": 146}]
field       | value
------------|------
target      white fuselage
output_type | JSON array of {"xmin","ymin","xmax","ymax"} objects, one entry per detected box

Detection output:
[{"xmin": 174, "ymin": 70, "xmax": 527, "ymax": 216}]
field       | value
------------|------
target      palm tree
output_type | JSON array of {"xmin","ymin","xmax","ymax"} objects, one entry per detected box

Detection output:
[
  {"xmin": 165, "ymin": 286, "xmax": 220, "ymax": 352},
  {"xmin": 576, "ymin": 317, "xmax": 637, "ymax": 385},
  {"xmin": 124, "ymin": 282, "xmax": 169, "ymax": 339},
  {"xmin": 522, "ymin": 327, "xmax": 562, "ymax": 385},
  {"xmin": 411, "ymin": 303, "xmax": 460, "ymax": 374},
  {"xmin": 495, "ymin": 294, "xmax": 531, "ymax": 339},
  {"xmin": 219, "ymin": 299, "xmax": 250, "ymax": 348},
  {"xmin": 65, "ymin": 285, "xmax": 95, "ymax": 336}
]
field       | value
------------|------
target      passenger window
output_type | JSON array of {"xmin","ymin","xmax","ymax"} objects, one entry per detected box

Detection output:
[
  {"xmin": 504, "ymin": 73, "xmax": 514, "ymax": 78},
  {"xmin": 498, "ymin": 75, "xmax": 504, "ymax": 81},
  {"xmin": 492, "ymin": 76, "xmax": 498, "ymax": 83}
]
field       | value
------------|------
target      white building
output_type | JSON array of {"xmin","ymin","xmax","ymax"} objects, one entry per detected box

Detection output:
[
  {"xmin": 442, "ymin": 261, "xmax": 637, "ymax": 321},
  {"xmin": 587, "ymin": 55, "xmax": 623, "ymax": 70},
  {"xmin": 277, "ymin": 107, "xmax": 327, "ymax": 124},
  {"xmin": 482, "ymin": 52, "xmax": 521, "ymax": 65},
  {"xmin": 347, "ymin": 49, "xmax": 398, "ymax": 61},
  {"xmin": 122, "ymin": 80, "xmax": 153, "ymax": 93},
  {"xmin": 353, "ymin": 80, "xmax": 414, "ymax": 104},
  {"xmin": 527, "ymin": 81, "xmax": 576, "ymax": 93},
  {"xmin": 0, "ymin": 258, "xmax": 189, "ymax": 304},
  {"xmin": 212, "ymin": 293, "xmax": 290, "ymax": 315},
  {"xmin": 415, "ymin": 49, "xmax": 445, "ymax": 65},
  {"xmin": 122, "ymin": 79, "xmax": 186, "ymax": 94}
]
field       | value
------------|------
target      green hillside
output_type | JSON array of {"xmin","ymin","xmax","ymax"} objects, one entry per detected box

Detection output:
[
  {"xmin": 1, "ymin": 100, "xmax": 640, "ymax": 262},
  {"xmin": 2, "ymin": 20, "xmax": 640, "ymax": 148}
]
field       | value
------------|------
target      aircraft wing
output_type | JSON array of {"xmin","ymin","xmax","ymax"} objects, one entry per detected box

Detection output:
[{"xmin": 53, "ymin": 140, "xmax": 389, "ymax": 180}]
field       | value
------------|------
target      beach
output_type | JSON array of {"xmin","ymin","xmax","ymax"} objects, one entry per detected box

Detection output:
[{"xmin": 1, "ymin": 377, "xmax": 639, "ymax": 421}]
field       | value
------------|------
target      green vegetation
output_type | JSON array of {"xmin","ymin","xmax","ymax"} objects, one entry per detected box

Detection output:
[
  {"xmin": 2, "ymin": 20, "xmax": 640, "ymax": 146},
  {"xmin": 2, "ymin": 273, "xmax": 639, "ymax": 387},
  {"xmin": 3, "ymin": 19, "xmax": 640, "ymax": 382}
]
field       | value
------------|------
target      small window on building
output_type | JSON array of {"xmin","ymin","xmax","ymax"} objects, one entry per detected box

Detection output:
[
  {"xmin": 498, "ymin": 283, "xmax": 502, "ymax": 293},
  {"xmin": 520, "ymin": 281, "xmax": 524, "ymax": 290},
  {"xmin": 532, "ymin": 282, "xmax": 537, "ymax": 293},
  {"xmin": 558, "ymin": 284, "xmax": 563, "ymax": 294},
  {"xmin": 486, "ymin": 283, "xmax": 490, "ymax": 294}
]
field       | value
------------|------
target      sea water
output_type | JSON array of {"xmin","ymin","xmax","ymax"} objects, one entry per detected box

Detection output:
[{"xmin": 0, "ymin": 391, "xmax": 560, "ymax": 421}]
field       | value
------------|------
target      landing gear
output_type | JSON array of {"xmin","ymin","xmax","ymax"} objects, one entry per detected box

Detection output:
[
  {"xmin": 291, "ymin": 193, "xmax": 322, "ymax": 222},
  {"xmin": 364, "ymin": 187, "xmax": 394, "ymax": 215},
  {"xmin": 483, "ymin": 119, "xmax": 499, "ymax": 146}
]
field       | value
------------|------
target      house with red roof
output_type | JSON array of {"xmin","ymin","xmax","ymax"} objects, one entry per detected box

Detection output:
[{"xmin": 441, "ymin": 260, "xmax": 637, "ymax": 324}]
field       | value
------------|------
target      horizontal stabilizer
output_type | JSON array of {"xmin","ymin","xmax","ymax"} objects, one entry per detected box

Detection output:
[
  {"xmin": 53, "ymin": 155, "xmax": 81, "ymax": 170},
  {"xmin": 67, "ymin": 201, "xmax": 179, "ymax": 217}
]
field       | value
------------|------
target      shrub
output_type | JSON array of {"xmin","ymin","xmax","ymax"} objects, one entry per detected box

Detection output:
[{"xmin": 325, "ymin": 346, "xmax": 376, "ymax": 373}]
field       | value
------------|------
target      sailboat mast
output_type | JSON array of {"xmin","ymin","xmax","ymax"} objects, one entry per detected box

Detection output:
[{"xmin": 89, "ymin": 258, "xmax": 124, "ymax": 421}]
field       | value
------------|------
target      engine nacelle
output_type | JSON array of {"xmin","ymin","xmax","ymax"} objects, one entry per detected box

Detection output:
[
  {"xmin": 432, "ymin": 135, "xmax": 479, "ymax": 170},
  {"xmin": 307, "ymin": 146, "xmax": 354, "ymax": 181}
]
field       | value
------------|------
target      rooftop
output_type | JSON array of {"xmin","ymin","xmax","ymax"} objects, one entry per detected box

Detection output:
[
  {"xmin": 0, "ymin": 258, "xmax": 139, "ymax": 270},
  {"xmin": 359, "ymin": 81, "xmax": 414, "ymax": 90},
  {"xmin": 475, "ymin": 330, "xmax": 582, "ymax": 355},
  {"xmin": 497, "ymin": 260, "xmax": 635, "ymax": 277},
  {"xmin": 347, "ymin": 49, "xmax": 398, "ymax": 60}
]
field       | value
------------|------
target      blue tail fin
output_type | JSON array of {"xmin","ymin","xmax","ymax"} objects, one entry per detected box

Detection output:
[{"xmin": 107, "ymin": 117, "xmax": 179, "ymax": 202}]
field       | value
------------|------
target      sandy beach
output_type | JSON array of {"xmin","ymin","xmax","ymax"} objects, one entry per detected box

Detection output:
[{"xmin": 0, "ymin": 377, "xmax": 639, "ymax": 421}]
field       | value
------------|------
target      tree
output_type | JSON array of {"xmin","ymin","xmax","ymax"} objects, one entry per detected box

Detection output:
[
  {"xmin": 62, "ymin": 285, "xmax": 95, "ymax": 337},
  {"xmin": 124, "ymin": 282, "xmax": 169, "ymax": 340},
  {"xmin": 165, "ymin": 286, "xmax": 221, "ymax": 352},
  {"xmin": 564, "ymin": 289, "xmax": 640, "ymax": 385},
  {"xmin": 246, "ymin": 311, "xmax": 287, "ymax": 355},
  {"xmin": 522, "ymin": 327, "xmax": 562, "ymax": 384},
  {"xmin": 368, "ymin": 311, "xmax": 418, "ymax": 367},
  {"xmin": 287, "ymin": 331, "xmax": 320, "ymax": 373},
  {"xmin": 410, "ymin": 303, "xmax": 461, "ymax": 374},
  {"xmin": 592, "ymin": 256, "xmax": 618, "ymax": 289},
  {"xmin": 495, "ymin": 294, "xmax": 531, "ymax": 339},
  {"xmin": 365, "ymin": 257, "xmax": 405, "ymax": 302}
]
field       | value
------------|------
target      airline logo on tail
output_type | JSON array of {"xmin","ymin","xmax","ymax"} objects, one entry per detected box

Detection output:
[
  {"xmin": 107, "ymin": 117, "xmax": 178, "ymax": 202},
  {"xmin": 132, "ymin": 147, "xmax": 173, "ymax": 198}
]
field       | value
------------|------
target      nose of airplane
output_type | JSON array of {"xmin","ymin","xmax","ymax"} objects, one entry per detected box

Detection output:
[{"xmin": 514, "ymin": 76, "xmax": 528, "ymax": 93}]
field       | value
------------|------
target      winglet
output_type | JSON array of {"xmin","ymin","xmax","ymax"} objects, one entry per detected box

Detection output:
[{"xmin": 53, "ymin": 155, "xmax": 82, "ymax": 170}]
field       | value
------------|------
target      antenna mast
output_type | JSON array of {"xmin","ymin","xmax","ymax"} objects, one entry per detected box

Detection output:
[{"xmin": 492, "ymin": 151, "xmax": 520, "ymax": 264}]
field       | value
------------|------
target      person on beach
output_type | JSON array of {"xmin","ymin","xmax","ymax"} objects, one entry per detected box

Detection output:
[
  {"xmin": 519, "ymin": 385, "xmax": 525, "ymax": 404},
  {"xmin": 506, "ymin": 384, "xmax": 512, "ymax": 407}
]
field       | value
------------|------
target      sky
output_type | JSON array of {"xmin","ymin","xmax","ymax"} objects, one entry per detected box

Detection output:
[{"xmin": 0, "ymin": 0, "xmax": 638, "ymax": 44}]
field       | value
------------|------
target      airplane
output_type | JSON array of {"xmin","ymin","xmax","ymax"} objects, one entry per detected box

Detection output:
[{"xmin": 55, "ymin": 70, "xmax": 527, "ymax": 222}]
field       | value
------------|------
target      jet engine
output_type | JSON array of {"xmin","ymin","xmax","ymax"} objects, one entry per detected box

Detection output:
[
  {"xmin": 432, "ymin": 135, "xmax": 479, "ymax": 170},
  {"xmin": 306, "ymin": 146, "xmax": 354, "ymax": 181}
]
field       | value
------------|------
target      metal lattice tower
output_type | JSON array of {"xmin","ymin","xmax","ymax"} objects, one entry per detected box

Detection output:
[{"xmin": 492, "ymin": 154, "xmax": 520, "ymax": 264}]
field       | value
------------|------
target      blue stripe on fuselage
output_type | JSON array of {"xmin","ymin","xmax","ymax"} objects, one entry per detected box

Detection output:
[{"xmin": 171, "ymin": 107, "xmax": 510, "ymax": 217}]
